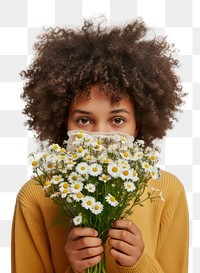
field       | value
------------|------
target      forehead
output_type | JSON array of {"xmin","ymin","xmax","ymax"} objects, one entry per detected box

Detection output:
[
  {"xmin": 68, "ymin": 84, "xmax": 135, "ymax": 115},
  {"xmin": 71, "ymin": 84, "xmax": 131, "ymax": 107}
]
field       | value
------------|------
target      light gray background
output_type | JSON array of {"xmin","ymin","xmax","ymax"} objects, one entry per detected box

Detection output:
[{"xmin": 0, "ymin": 0, "xmax": 199, "ymax": 272}]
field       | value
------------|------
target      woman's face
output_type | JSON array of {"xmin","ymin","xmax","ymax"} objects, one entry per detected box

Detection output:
[{"xmin": 67, "ymin": 84, "xmax": 138, "ymax": 137}]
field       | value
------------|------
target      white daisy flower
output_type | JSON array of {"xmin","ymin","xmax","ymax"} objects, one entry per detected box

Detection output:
[
  {"xmin": 131, "ymin": 152, "xmax": 143, "ymax": 161},
  {"xmin": 66, "ymin": 196, "xmax": 73, "ymax": 203},
  {"xmin": 85, "ymin": 183, "xmax": 96, "ymax": 193},
  {"xmin": 107, "ymin": 163, "xmax": 121, "ymax": 178},
  {"xmin": 124, "ymin": 181, "xmax": 136, "ymax": 192},
  {"xmin": 70, "ymin": 181, "xmax": 84, "ymax": 193},
  {"xmin": 76, "ymin": 162, "xmax": 89, "ymax": 175},
  {"xmin": 43, "ymin": 180, "xmax": 51, "ymax": 189},
  {"xmin": 91, "ymin": 202, "xmax": 104, "ymax": 215},
  {"xmin": 85, "ymin": 155, "xmax": 96, "ymax": 163},
  {"xmin": 68, "ymin": 172, "xmax": 83, "ymax": 183},
  {"xmin": 149, "ymin": 166, "xmax": 159, "ymax": 180},
  {"xmin": 105, "ymin": 194, "xmax": 119, "ymax": 207},
  {"xmin": 89, "ymin": 163, "xmax": 103, "ymax": 176},
  {"xmin": 73, "ymin": 213, "xmax": 83, "ymax": 226},
  {"xmin": 121, "ymin": 151, "xmax": 131, "ymax": 160},
  {"xmin": 51, "ymin": 175, "xmax": 63, "ymax": 184},
  {"xmin": 71, "ymin": 192, "xmax": 84, "ymax": 202},
  {"xmin": 31, "ymin": 160, "xmax": 39, "ymax": 168},
  {"xmin": 99, "ymin": 174, "xmax": 111, "ymax": 183},
  {"xmin": 131, "ymin": 170, "xmax": 139, "ymax": 182},
  {"xmin": 50, "ymin": 192, "xmax": 60, "ymax": 199},
  {"xmin": 142, "ymin": 162, "xmax": 150, "ymax": 170},
  {"xmin": 137, "ymin": 140, "xmax": 145, "ymax": 146},
  {"xmin": 120, "ymin": 169, "xmax": 132, "ymax": 180},
  {"xmin": 66, "ymin": 160, "xmax": 76, "ymax": 170},
  {"xmin": 49, "ymin": 144, "xmax": 61, "ymax": 152},
  {"xmin": 149, "ymin": 154, "xmax": 157, "ymax": 162},
  {"xmin": 43, "ymin": 162, "xmax": 54, "ymax": 171},
  {"xmin": 82, "ymin": 196, "xmax": 95, "ymax": 210},
  {"xmin": 60, "ymin": 188, "xmax": 69, "ymax": 198},
  {"xmin": 59, "ymin": 182, "xmax": 69, "ymax": 190},
  {"xmin": 72, "ymin": 153, "xmax": 79, "ymax": 160},
  {"xmin": 76, "ymin": 146, "xmax": 87, "ymax": 157},
  {"xmin": 59, "ymin": 182, "xmax": 70, "ymax": 198}
]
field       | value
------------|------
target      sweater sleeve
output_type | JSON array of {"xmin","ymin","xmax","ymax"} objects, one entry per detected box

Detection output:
[
  {"xmin": 11, "ymin": 199, "xmax": 55, "ymax": 273},
  {"xmin": 11, "ymin": 189, "xmax": 78, "ymax": 273},
  {"xmin": 115, "ymin": 189, "xmax": 189, "ymax": 273}
]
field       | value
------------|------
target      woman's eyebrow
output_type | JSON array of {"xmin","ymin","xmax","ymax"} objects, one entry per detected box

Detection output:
[
  {"xmin": 109, "ymin": 109, "xmax": 130, "ymax": 115},
  {"xmin": 72, "ymin": 109, "xmax": 92, "ymax": 115}
]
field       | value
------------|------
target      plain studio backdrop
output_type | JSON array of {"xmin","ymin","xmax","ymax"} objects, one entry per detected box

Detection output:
[{"xmin": 0, "ymin": 0, "xmax": 199, "ymax": 272}]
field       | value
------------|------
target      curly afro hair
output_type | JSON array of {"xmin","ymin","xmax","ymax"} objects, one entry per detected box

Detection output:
[{"xmin": 20, "ymin": 17, "xmax": 185, "ymax": 146}]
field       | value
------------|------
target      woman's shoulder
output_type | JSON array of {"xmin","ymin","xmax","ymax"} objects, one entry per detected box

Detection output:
[
  {"xmin": 150, "ymin": 169, "xmax": 186, "ymax": 204},
  {"xmin": 16, "ymin": 178, "xmax": 51, "ymax": 209}
]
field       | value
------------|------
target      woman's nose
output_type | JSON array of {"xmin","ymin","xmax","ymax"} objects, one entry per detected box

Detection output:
[{"xmin": 93, "ymin": 122, "xmax": 111, "ymax": 132}]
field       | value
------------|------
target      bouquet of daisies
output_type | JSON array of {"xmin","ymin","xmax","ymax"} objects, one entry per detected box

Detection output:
[{"xmin": 30, "ymin": 130, "xmax": 163, "ymax": 273}]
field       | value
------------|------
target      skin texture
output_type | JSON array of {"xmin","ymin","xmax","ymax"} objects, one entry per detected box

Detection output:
[{"xmin": 65, "ymin": 85, "xmax": 144, "ymax": 272}]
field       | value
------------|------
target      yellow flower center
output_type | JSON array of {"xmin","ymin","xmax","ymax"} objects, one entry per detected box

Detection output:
[
  {"xmin": 94, "ymin": 205, "xmax": 100, "ymax": 210},
  {"xmin": 72, "ymin": 175, "xmax": 77, "ymax": 180},
  {"xmin": 112, "ymin": 167, "xmax": 118, "ymax": 173},
  {"xmin": 77, "ymin": 133, "xmax": 83, "ymax": 139},
  {"xmin": 97, "ymin": 140, "xmax": 103, "ymax": 145},
  {"xmin": 123, "ymin": 152, "xmax": 129, "ymax": 157},
  {"xmin": 61, "ymin": 155, "xmax": 66, "ymax": 160},
  {"xmin": 74, "ymin": 184, "xmax": 80, "ymax": 189},
  {"xmin": 55, "ymin": 176, "xmax": 60, "ymax": 181},
  {"xmin": 104, "ymin": 159, "xmax": 110, "ymax": 163},
  {"xmin": 63, "ymin": 183, "xmax": 69, "ymax": 189},
  {"xmin": 81, "ymin": 166, "xmax": 86, "ymax": 170},
  {"xmin": 150, "ymin": 155, "xmax": 156, "ymax": 161},
  {"xmin": 103, "ymin": 175, "xmax": 108, "ymax": 180},
  {"xmin": 133, "ymin": 171, "xmax": 137, "ymax": 176},
  {"xmin": 123, "ymin": 170, "xmax": 129, "ymax": 176},
  {"xmin": 32, "ymin": 160, "xmax": 38, "ymax": 167},
  {"xmin": 61, "ymin": 148, "xmax": 66, "ymax": 153},
  {"xmin": 47, "ymin": 163, "xmax": 53, "ymax": 168},
  {"xmin": 92, "ymin": 167, "xmax": 98, "ymax": 172},
  {"xmin": 68, "ymin": 161, "xmax": 74, "ymax": 165},
  {"xmin": 78, "ymin": 147, "xmax": 83, "ymax": 153},
  {"xmin": 77, "ymin": 193, "xmax": 83, "ymax": 199},
  {"xmin": 87, "ymin": 200, "xmax": 92, "ymax": 206},
  {"xmin": 53, "ymin": 144, "xmax": 59, "ymax": 150},
  {"xmin": 94, "ymin": 145, "xmax": 100, "ymax": 149},
  {"xmin": 63, "ymin": 189, "xmax": 68, "ymax": 193},
  {"xmin": 44, "ymin": 181, "xmax": 50, "ymax": 186},
  {"xmin": 73, "ymin": 154, "xmax": 78, "ymax": 159},
  {"xmin": 110, "ymin": 196, "xmax": 116, "ymax": 202}
]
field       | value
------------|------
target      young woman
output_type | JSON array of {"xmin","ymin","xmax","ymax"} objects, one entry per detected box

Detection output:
[{"xmin": 12, "ymin": 18, "xmax": 189, "ymax": 273}]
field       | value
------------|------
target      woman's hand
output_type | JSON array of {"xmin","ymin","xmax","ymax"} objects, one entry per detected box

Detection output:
[
  {"xmin": 64, "ymin": 227, "xmax": 104, "ymax": 273},
  {"xmin": 108, "ymin": 219, "xmax": 144, "ymax": 267}
]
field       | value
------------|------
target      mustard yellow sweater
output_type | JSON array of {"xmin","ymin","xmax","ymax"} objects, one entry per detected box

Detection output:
[{"xmin": 11, "ymin": 170, "xmax": 189, "ymax": 273}]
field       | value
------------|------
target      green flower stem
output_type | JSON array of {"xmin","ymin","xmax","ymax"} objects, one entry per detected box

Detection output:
[{"xmin": 86, "ymin": 255, "xmax": 106, "ymax": 273}]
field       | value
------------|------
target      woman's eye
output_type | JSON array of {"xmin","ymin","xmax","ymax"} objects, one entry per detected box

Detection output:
[
  {"xmin": 77, "ymin": 117, "xmax": 90, "ymax": 125},
  {"xmin": 112, "ymin": 118, "xmax": 125, "ymax": 125}
]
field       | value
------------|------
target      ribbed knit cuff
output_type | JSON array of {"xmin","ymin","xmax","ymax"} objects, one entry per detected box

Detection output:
[{"xmin": 117, "ymin": 252, "xmax": 148, "ymax": 273}]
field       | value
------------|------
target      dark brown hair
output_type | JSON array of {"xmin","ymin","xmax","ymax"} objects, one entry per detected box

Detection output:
[{"xmin": 20, "ymin": 17, "xmax": 185, "ymax": 146}]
